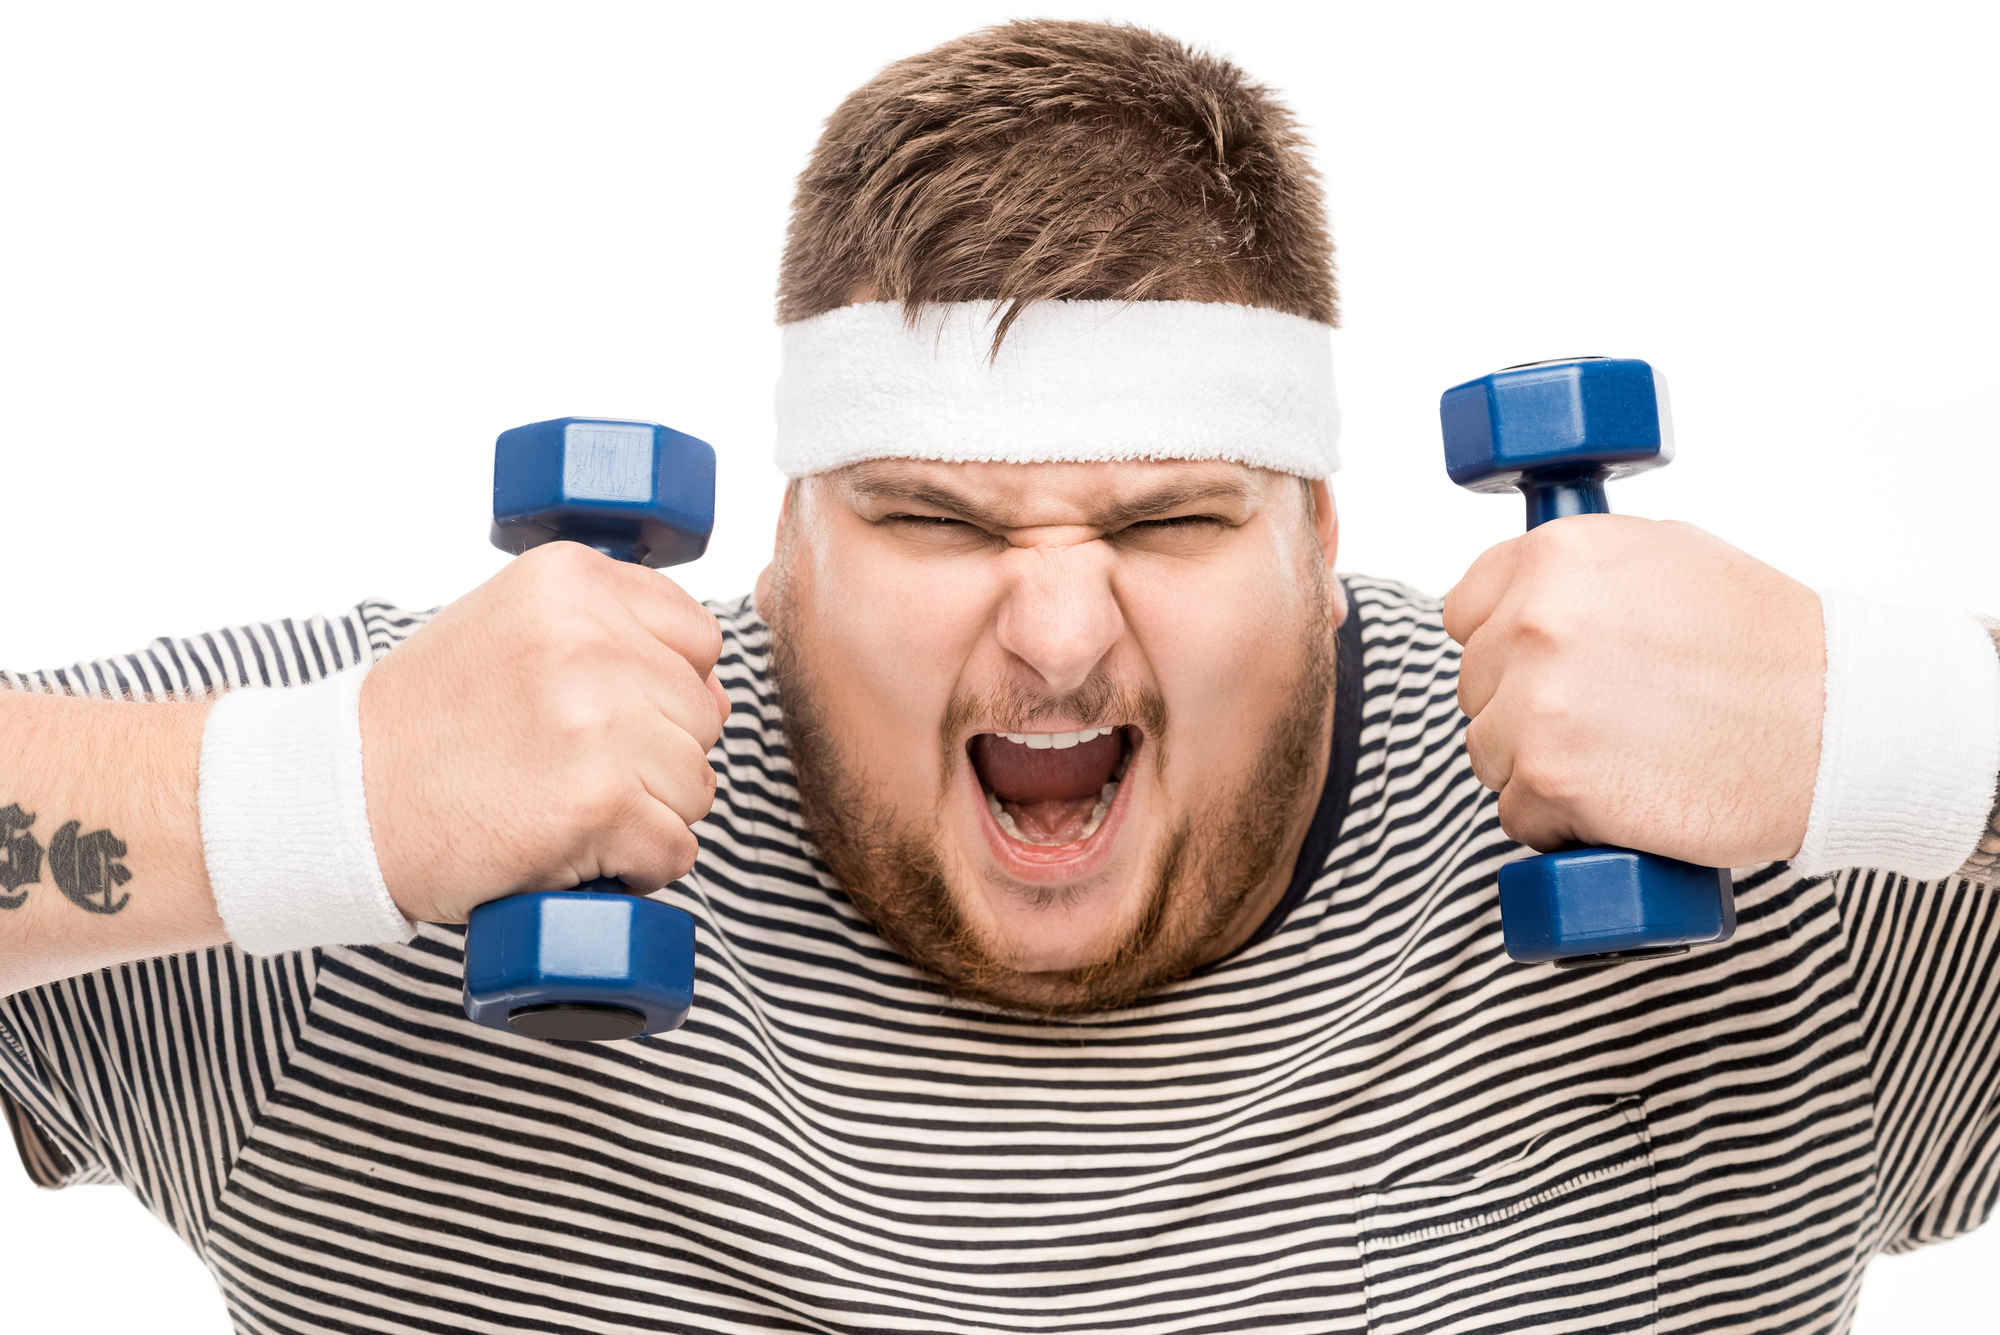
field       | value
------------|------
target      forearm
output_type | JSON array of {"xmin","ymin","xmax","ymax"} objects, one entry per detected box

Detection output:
[{"xmin": 0, "ymin": 691, "xmax": 226, "ymax": 995}]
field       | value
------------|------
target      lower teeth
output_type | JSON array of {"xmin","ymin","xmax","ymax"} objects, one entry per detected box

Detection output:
[{"xmin": 987, "ymin": 782, "xmax": 1119, "ymax": 846}]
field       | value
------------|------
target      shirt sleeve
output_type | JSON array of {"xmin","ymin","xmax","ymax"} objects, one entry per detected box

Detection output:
[
  {"xmin": 0, "ymin": 602, "xmax": 429, "ymax": 1236},
  {"xmin": 1834, "ymin": 868, "xmax": 2000, "ymax": 1252},
  {"xmin": 0, "ymin": 946, "xmax": 321, "ymax": 1242}
]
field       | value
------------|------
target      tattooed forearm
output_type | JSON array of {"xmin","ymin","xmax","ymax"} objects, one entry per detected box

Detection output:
[
  {"xmin": 0, "ymin": 692, "xmax": 216, "ymax": 995},
  {"xmin": 1954, "ymin": 623, "xmax": 2000, "ymax": 885},
  {"xmin": 0, "ymin": 802, "xmax": 133, "ymax": 914},
  {"xmin": 0, "ymin": 804, "xmax": 41, "ymax": 909}
]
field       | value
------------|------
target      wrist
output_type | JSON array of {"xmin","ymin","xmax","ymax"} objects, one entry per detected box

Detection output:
[
  {"xmin": 1792, "ymin": 590, "xmax": 2000, "ymax": 880},
  {"xmin": 199, "ymin": 666, "xmax": 416, "ymax": 955}
]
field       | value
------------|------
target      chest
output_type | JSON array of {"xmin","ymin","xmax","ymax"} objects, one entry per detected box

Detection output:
[{"xmin": 230, "ymin": 906, "xmax": 1873, "ymax": 1335}]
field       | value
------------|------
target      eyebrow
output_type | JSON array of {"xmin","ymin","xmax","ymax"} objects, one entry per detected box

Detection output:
[{"xmin": 844, "ymin": 469, "xmax": 1259, "ymax": 531}]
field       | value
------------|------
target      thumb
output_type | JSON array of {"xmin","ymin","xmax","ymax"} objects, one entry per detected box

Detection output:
[{"xmin": 1443, "ymin": 536, "xmax": 1524, "ymax": 647}]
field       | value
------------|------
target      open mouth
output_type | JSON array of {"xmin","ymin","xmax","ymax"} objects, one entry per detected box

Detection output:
[{"xmin": 968, "ymin": 726, "xmax": 1136, "ymax": 847}]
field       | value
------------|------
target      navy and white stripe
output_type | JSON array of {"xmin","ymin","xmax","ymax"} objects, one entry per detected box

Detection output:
[{"xmin": 1, "ymin": 579, "xmax": 1995, "ymax": 1334}]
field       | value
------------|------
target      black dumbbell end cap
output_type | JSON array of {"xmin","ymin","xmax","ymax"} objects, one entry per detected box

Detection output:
[
  {"xmin": 506, "ymin": 1003, "xmax": 650, "ymax": 1042},
  {"xmin": 1551, "ymin": 945, "xmax": 1691, "ymax": 970}
]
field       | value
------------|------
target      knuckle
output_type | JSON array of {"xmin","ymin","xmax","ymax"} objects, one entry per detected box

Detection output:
[
  {"xmin": 1495, "ymin": 814, "xmax": 1550, "ymax": 854},
  {"xmin": 547, "ymin": 691, "xmax": 619, "ymax": 750},
  {"xmin": 528, "ymin": 613, "xmax": 604, "ymax": 663},
  {"xmin": 1529, "ymin": 517, "xmax": 1589, "ymax": 555},
  {"xmin": 1441, "ymin": 598, "xmax": 1469, "ymax": 644},
  {"xmin": 660, "ymin": 824, "xmax": 700, "ymax": 880},
  {"xmin": 646, "ymin": 576, "xmax": 720, "ymax": 646},
  {"xmin": 537, "ymin": 538, "xmax": 601, "ymax": 574},
  {"xmin": 1454, "ymin": 653, "xmax": 1485, "ymax": 703},
  {"xmin": 1502, "ymin": 606, "xmax": 1578, "ymax": 660},
  {"xmin": 510, "ymin": 541, "xmax": 582, "ymax": 593},
  {"xmin": 1518, "ymin": 681, "xmax": 1574, "ymax": 729},
  {"xmin": 561, "ymin": 770, "xmax": 630, "ymax": 834},
  {"xmin": 1461, "ymin": 725, "xmax": 1502, "ymax": 792},
  {"xmin": 669, "ymin": 739, "xmax": 720, "ymax": 817},
  {"xmin": 674, "ymin": 604, "xmax": 724, "ymax": 671},
  {"xmin": 691, "ymin": 691, "xmax": 728, "ymax": 751},
  {"xmin": 1508, "ymin": 751, "xmax": 1585, "ymax": 811}
]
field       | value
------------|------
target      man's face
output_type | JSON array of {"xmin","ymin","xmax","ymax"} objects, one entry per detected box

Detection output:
[{"xmin": 757, "ymin": 457, "xmax": 1344, "ymax": 1014}]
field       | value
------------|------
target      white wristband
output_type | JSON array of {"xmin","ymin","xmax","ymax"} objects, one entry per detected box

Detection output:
[
  {"xmin": 1793, "ymin": 589, "xmax": 2000, "ymax": 881},
  {"xmin": 198, "ymin": 666, "xmax": 416, "ymax": 955}
]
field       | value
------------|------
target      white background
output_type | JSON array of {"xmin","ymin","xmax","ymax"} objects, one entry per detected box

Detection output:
[{"xmin": 1, "ymin": 1, "xmax": 1994, "ymax": 1329}]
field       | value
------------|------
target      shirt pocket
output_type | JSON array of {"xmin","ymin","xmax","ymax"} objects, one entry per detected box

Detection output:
[{"xmin": 1359, "ymin": 1096, "xmax": 1657, "ymax": 1335}]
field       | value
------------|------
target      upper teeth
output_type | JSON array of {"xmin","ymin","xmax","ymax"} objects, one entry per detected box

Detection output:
[{"xmin": 998, "ymin": 727, "xmax": 1115, "ymax": 750}]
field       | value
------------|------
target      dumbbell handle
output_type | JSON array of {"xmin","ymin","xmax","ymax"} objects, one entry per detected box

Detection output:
[
  {"xmin": 1522, "ymin": 477, "xmax": 1610, "ymax": 530},
  {"xmin": 577, "ymin": 537, "xmax": 648, "ymax": 564}
]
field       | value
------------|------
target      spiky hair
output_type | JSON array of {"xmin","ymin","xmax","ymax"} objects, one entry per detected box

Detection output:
[{"xmin": 777, "ymin": 20, "xmax": 1337, "ymax": 342}]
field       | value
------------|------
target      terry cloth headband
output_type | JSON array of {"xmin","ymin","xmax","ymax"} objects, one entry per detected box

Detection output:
[{"xmin": 772, "ymin": 300, "xmax": 1342, "ymax": 479}]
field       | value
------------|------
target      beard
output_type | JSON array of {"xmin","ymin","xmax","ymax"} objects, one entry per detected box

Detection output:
[{"xmin": 765, "ymin": 586, "xmax": 1337, "ymax": 1018}]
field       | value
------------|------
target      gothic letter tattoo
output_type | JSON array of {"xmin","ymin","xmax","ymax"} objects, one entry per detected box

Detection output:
[
  {"xmin": 0, "ymin": 804, "xmax": 43, "ymax": 910},
  {"xmin": 50, "ymin": 821, "xmax": 133, "ymax": 915}
]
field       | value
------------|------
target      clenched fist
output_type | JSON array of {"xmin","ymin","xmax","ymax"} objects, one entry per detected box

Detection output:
[
  {"xmin": 1444, "ymin": 515, "xmax": 1823, "ymax": 868},
  {"xmin": 359, "ymin": 541, "xmax": 731, "ymax": 923}
]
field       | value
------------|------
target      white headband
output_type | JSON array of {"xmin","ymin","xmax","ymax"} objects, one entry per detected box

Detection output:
[{"xmin": 772, "ymin": 300, "xmax": 1341, "ymax": 479}]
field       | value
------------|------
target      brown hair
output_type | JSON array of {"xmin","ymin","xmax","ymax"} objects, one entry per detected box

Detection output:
[{"xmin": 777, "ymin": 20, "xmax": 1337, "ymax": 343}]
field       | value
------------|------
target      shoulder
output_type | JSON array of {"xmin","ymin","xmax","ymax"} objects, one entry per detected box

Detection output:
[
  {"xmin": 3, "ymin": 602, "xmax": 416, "ymax": 698},
  {"xmin": 709, "ymin": 594, "xmax": 768, "ymax": 671},
  {"xmin": 708, "ymin": 594, "xmax": 780, "ymax": 736},
  {"xmin": 1343, "ymin": 575, "xmax": 1453, "ymax": 681},
  {"xmin": 699, "ymin": 592, "xmax": 800, "ymax": 833},
  {"xmin": 1338, "ymin": 574, "xmax": 1463, "ymax": 803},
  {"xmin": 356, "ymin": 598, "xmax": 438, "ymax": 661}
]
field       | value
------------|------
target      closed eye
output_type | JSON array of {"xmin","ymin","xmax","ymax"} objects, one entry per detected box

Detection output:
[
  {"xmin": 1112, "ymin": 512, "xmax": 1231, "ymax": 552},
  {"xmin": 876, "ymin": 512, "xmax": 1006, "ymax": 550}
]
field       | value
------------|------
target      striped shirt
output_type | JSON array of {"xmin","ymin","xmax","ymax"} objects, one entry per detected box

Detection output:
[{"xmin": 1, "ymin": 578, "xmax": 1996, "ymax": 1334}]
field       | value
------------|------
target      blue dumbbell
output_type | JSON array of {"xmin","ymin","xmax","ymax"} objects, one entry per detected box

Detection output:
[
  {"xmin": 461, "ymin": 416, "xmax": 716, "ymax": 1039},
  {"xmin": 1439, "ymin": 358, "xmax": 1735, "ymax": 968}
]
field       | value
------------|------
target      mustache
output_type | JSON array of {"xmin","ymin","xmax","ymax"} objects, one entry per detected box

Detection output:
[
  {"xmin": 940, "ymin": 671, "xmax": 1169, "ymax": 741},
  {"xmin": 938, "ymin": 670, "xmax": 1169, "ymax": 782}
]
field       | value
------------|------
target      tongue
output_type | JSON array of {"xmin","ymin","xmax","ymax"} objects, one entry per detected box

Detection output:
[{"xmin": 970, "ymin": 732, "xmax": 1122, "ymax": 844}]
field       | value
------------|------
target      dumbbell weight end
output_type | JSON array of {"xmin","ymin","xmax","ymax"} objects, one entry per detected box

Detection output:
[
  {"xmin": 1498, "ymin": 850, "xmax": 1735, "ymax": 967},
  {"xmin": 463, "ymin": 883, "xmax": 696, "ymax": 1041}
]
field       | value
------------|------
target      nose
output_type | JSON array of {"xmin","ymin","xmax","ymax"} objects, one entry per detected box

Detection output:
[{"xmin": 993, "ymin": 539, "xmax": 1125, "ymax": 695}]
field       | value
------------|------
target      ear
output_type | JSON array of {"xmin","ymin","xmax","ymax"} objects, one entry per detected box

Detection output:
[
  {"xmin": 752, "ymin": 479, "xmax": 800, "ymax": 618},
  {"xmin": 1308, "ymin": 479, "xmax": 1346, "ymax": 629}
]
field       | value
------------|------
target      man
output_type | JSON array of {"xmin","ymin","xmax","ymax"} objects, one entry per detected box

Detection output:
[{"xmin": 3, "ymin": 20, "xmax": 1997, "ymax": 1334}]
